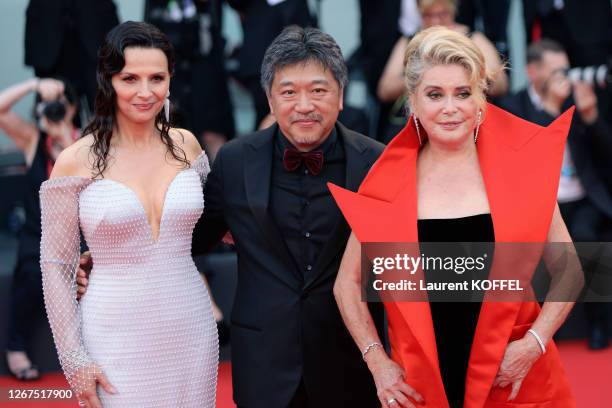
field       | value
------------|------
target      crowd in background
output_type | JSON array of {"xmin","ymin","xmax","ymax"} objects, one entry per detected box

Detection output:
[{"xmin": 1, "ymin": 0, "xmax": 611, "ymax": 382}]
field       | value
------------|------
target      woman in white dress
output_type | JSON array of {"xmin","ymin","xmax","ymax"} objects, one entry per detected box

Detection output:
[{"xmin": 39, "ymin": 21, "xmax": 218, "ymax": 407}]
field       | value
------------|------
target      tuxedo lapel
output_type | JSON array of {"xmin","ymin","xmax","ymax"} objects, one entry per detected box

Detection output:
[
  {"xmin": 342, "ymin": 124, "xmax": 374, "ymax": 193},
  {"xmin": 244, "ymin": 125, "xmax": 303, "ymax": 289},
  {"xmin": 304, "ymin": 124, "xmax": 375, "ymax": 290}
]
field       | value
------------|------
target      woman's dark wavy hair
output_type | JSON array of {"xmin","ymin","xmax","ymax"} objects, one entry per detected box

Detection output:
[{"xmin": 83, "ymin": 21, "xmax": 188, "ymax": 178}]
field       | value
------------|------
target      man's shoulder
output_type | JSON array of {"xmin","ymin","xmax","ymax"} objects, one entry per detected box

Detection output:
[
  {"xmin": 218, "ymin": 126, "xmax": 275, "ymax": 157},
  {"xmin": 337, "ymin": 123, "xmax": 385, "ymax": 157},
  {"xmin": 498, "ymin": 88, "xmax": 530, "ymax": 113}
]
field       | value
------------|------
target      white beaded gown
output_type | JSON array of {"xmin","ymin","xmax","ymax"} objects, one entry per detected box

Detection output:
[{"xmin": 39, "ymin": 152, "xmax": 218, "ymax": 407}]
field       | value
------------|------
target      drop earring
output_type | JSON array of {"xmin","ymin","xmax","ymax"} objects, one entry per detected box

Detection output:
[
  {"xmin": 164, "ymin": 92, "xmax": 170, "ymax": 122},
  {"xmin": 413, "ymin": 114, "xmax": 422, "ymax": 146},
  {"xmin": 474, "ymin": 110, "xmax": 482, "ymax": 143}
]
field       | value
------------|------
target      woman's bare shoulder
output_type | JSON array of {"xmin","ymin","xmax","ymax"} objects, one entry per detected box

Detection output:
[{"xmin": 169, "ymin": 127, "xmax": 203, "ymax": 161}]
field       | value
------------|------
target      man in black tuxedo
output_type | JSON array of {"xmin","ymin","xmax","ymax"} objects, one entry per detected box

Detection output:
[
  {"xmin": 24, "ymin": 0, "xmax": 119, "ymax": 112},
  {"xmin": 191, "ymin": 26, "xmax": 384, "ymax": 407},
  {"xmin": 500, "ymin": 39, "xmax": 612, "ymax": 349}
]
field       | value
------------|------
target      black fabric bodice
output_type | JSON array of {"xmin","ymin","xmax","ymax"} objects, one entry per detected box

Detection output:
[{"xmin": 417, "ymin": 213, "xmax": 494, "ymax": 408}]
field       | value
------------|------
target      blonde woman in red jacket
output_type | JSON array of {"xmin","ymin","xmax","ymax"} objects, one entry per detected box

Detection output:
[{"xmin": 330, "ymin": 27, "xmax": 579, "ymax": 408}]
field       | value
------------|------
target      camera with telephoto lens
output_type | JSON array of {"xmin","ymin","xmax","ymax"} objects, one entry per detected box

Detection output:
[
  {"xmin": 37, "ymin": 100, "xmax": 67, "ymax": 123},
  {"xmin": 565, "ymin": 58, "xmax": 612, "ymax": 89}
]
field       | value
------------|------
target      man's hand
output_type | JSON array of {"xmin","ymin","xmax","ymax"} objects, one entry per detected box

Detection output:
[
  {"xmin": 76, "ymin": 251, "xmax": 92, "ymax": 301},
  {"xmin": 542, "ymin": 70, "xmax": 571, "ymax": 116},
  {"xmin": 573, "ymin": 81, "xmax": 598, "ymax": 125}
]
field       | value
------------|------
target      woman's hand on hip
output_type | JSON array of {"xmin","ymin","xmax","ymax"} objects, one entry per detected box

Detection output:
[
  {"xmin": 493, "ymin": 336, "xmax": 543, "ymax": 401},
  {"xmin": 76, "ymin": 251, "xmax": 92, "ymax": 301}
]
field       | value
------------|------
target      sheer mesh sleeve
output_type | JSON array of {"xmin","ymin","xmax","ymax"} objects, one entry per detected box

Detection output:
[
  {"xmin": 191, "ymin": 151, "xmax": 210, "ymax": 186},
  {"xmin": 39, "ymin": 176, "xmax": 94, "ymax": 395}
]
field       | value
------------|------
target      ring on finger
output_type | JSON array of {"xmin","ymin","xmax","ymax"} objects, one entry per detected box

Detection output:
[{"xmin": 388, "ymin": 398, "xmax": 397, "ymax": 405}]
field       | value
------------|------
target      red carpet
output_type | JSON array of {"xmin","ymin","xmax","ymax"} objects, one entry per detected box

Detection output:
[
  {"xmin": 1, "ymin": 340, "xmax": 610, "ymax": 407},
  {"xmin": 557, "ymin": 340, "xmax": 612, "ymax": 407}
]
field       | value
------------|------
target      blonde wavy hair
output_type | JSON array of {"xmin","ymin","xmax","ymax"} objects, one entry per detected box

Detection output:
[{"xmin": 404, "ymin": 26, "xmax": 492, "ymax": 111}]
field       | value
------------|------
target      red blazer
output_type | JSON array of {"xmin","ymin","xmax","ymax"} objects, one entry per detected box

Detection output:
[{"xmin": 329, "ymin": 104, "xmax": 577, "ymax": 407}]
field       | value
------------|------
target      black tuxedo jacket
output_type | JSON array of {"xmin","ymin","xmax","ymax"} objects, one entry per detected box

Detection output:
[
  {"xmin": 24, "ymin": 0, "xmax": 119, "ymax": 71},
  {"xmin": 498, "ymin": 89, "xmax": 553, "ymax": 127},
  {"xmin": 500, "ymin": 89, "xmax": 612, "ymax": 219},
  {"xmin": 192, "ymin": 123, "xmax": 384, "ymax": 407}
]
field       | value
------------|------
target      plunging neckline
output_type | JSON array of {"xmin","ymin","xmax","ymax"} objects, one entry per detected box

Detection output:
[
  {"xmin": 93, "ymin": 151, "xmax": 206, "ymax": 243},
  {"xmin": 43, "ymin": 151, "xmax": 206, "ymax": 244},
  {"xmin": 99, "ymin": 170, "xmax": 187, "ymax": 243}
]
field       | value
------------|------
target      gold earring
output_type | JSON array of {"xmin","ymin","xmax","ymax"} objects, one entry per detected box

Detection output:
[
  {"xmin": 474, "ymin": 110, "xmax": 482, "ymax": 143},
  {"xmin": 413, "ymin": 114, "xmax": 422, "ymax": 146}
]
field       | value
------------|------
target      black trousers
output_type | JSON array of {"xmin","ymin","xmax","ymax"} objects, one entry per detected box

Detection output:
[
  {"xmin": 238, "ymin": 378, "xmax": 308, "ymax": 408},
  {"xmin": 6, "ymin": 257, "xmax": 45, "ymax": 352}
]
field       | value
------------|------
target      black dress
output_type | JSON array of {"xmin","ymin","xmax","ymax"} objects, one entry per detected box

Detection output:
[
  {"xmin": 7, "ymin": 132, "xmax": 49, "ymax": 351},
  {"xmin": 417, "ymin": 214, "xmax": 494, "ymax": 408}
]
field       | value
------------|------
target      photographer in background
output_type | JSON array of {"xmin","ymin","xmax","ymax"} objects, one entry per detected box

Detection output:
[
  {"xmin": 500, "ymin": 39, "xmax": 612, "ymax": 350},
  {"xmin": 0, "ymin": 77, "xmax": 80, "ymax": 380}
]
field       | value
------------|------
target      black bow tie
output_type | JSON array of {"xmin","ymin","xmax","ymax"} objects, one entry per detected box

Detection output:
[{"xmin": 283, "ymin": 148, "xmax": 324, "ymax": 175}]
